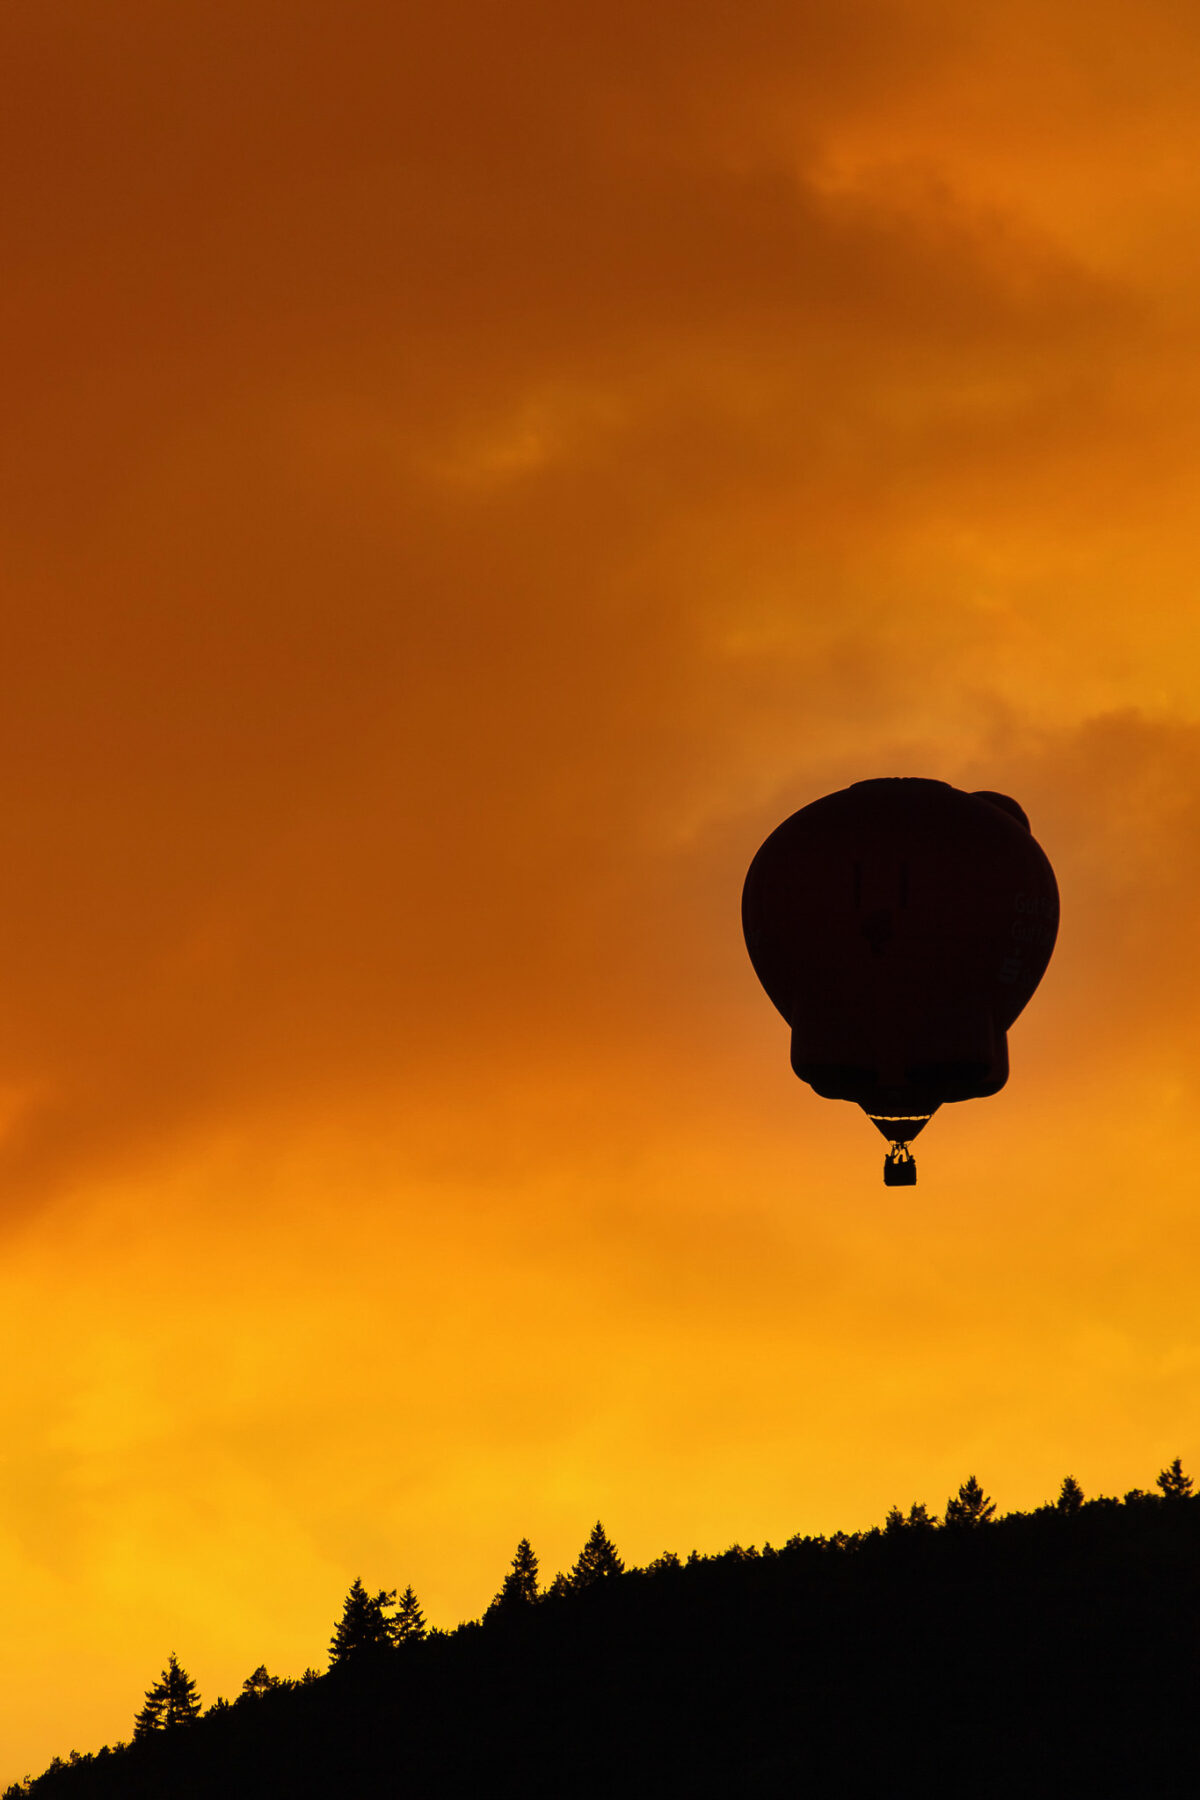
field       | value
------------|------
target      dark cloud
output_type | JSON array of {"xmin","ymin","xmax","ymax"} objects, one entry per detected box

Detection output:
[
  {"xmin": 0, "ymin": 4, "xmax": 1184, "ymax": 1209},
  {"xmin": 0, "ymin": 0, "xmax": 1159, "ymax": 1205}
]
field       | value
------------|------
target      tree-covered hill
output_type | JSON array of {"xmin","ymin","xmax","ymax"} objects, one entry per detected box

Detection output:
[{"xmin": 10, "ymin": 1470, "xmax": 1200, "ymax": 1799}]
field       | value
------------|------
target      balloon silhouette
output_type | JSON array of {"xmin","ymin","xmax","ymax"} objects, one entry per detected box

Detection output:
[{"xmin": 742, "ymin": 778, "xmax": 1059, "ymax": 1184}]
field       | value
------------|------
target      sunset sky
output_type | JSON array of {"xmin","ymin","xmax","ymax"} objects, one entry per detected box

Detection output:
[{"xmin": 4, "ymin": 0, "xmax": 1200, "ymax": 1778}]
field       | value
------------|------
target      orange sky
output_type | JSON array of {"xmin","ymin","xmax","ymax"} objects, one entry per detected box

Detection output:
[{"xmin": 4, "ymin": 0, "xmax": 1200, "ymax": 1778}]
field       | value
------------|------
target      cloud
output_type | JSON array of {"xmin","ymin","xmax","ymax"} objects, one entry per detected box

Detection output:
[{"xmin": 0, "ymin": 0, "xmax": 1169, "ymax": 1211}]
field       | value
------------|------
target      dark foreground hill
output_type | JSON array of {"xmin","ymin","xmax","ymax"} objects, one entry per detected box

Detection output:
[{"xmin": 12, "ymin": 1489, "xmax": 1200, "ymax": 1798}]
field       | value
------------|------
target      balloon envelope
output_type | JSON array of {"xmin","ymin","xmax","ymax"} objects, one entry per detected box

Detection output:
[{"xmin": 742, "ymin": 778, "xmax": 1059, "ymax": 1158}]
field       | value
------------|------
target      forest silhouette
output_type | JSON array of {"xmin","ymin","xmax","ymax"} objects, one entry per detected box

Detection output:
[{"xmin": 8, "ymin": 1464, "xmax": 1200, "ymax": 1797}]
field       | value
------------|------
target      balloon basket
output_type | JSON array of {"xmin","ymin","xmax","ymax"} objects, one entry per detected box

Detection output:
[{"xmin": 883, "ymin": 1145, "xmax": 917, "ymax": 1186}]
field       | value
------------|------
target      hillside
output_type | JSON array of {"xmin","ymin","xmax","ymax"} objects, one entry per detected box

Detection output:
[{"xmin": 10, "ymin": 1475, "xmax": 1200, "ymax": 1798}]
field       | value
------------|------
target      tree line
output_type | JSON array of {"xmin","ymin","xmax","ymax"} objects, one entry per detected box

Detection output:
[
  {"xmin": 117, "ymin": 1517, "xmax": 625, "ymax": 1741},
  {"xmin": 6, "ymin": 1460, "xmax": 1200, "ymax": 1797}
]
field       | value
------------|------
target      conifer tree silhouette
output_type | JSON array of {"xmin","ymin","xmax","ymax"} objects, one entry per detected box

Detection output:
[
  {"xmin": 239, "ymin": 1665, "xmax": 283, "ymax": 1700},
  {"xmin": 328, "ymin": 1578, "xmax": 395, "ymax": 1668},
  {"xmin": 570, "ymin": 1521, "xmax": 624, "ymax": 1590},
  {"xmin": 1056, "ymin": 1475, "xmax": 1085, "ymax": 1514},
  {"xmin": 943, "ymin": 1475, "xmax": 996, "ymax": 1528},
  {"xmin": 489, "ymin": 1538, "xmax": 540, "ymax": 1614},
  {"xmin": 133, "ymin": 1688, "xmax": 164, "ymax": 1740},
  {"xmin": 545, "ymin": 1570, "xmax": 570, "ymax": 1600},
  {"xmin": 1156, "ymin": 1457, "xmax": 1194, "ymax": 1500},
  {"xmin": 133, "ymin": 1654, "xmax": 201, "ymax": 1738},
  {"xmin": 392, "ymin": 1585, "xmax": 427, "ymax": 1644}
]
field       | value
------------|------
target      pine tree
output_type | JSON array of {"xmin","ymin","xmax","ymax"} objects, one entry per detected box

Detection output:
[
  {"xmin": 163, "ymin": 1654, "xmax": 202, "ymax": 1727},
  {"xmin": 1157, "ymin": 1457, "xmax": 1194, "ymax": 1501},
  {"xmin": 134, "ymin": 1654, "xmax": 201, "ymax": 1738},
  {"xmin": 392, "ymin": 1584, "xmax": 427, "ymax": 1644},
  {"xmin": 133, "ymin": 1686, "xmax": 164, "ymax": 1740},
  {"xmin": 239, "ymin": 1665, "xmax": 283, "ymax": 1700},
  {"xmin": 328, "ymin": 1577, "xmax": 395, "ymax": 1668},
  {"xmin": 489, "ymin": 1538, "xmax": 540, "ymax": 1615},
  {"xmin": 545, "ymin": 1570, "xmax": 570, "ymax": 1601},
  {"xmin": 570, "ymin": 1521, "xmax": 625, "ymax": 1591},
  {"xmin": 944, "ymin": 1475, "xmax": 996, "ymax": 1529},
  {"xmin": 1056, "ymin": 1475, "xmax": 1085, "ymax": 1514}
]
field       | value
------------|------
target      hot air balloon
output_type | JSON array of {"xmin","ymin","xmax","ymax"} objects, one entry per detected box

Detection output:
[{"xmin": 742, "ymin": 778, "xmax": 1058, "ymax": 1184}]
